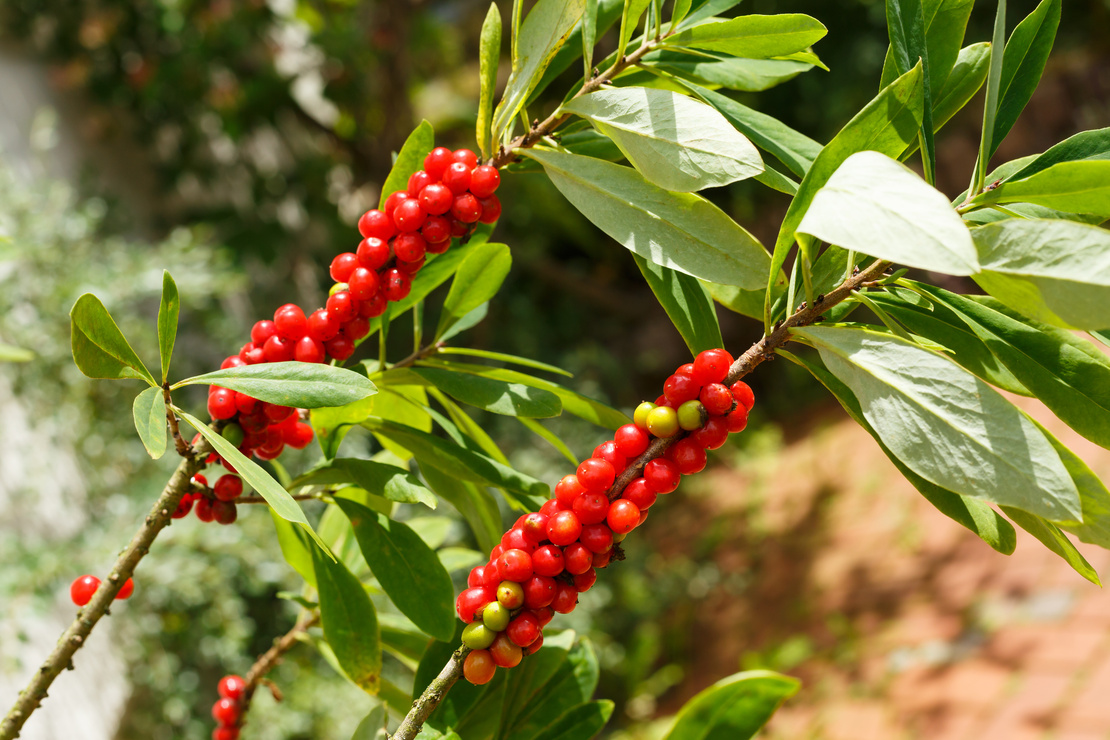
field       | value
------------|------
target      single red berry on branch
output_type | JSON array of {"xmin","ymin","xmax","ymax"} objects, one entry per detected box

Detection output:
[
  {"xmin": 70, "ymin": 575, "xmax": 100, "ymax": 607},
  {"xmin": 218, "ymin": 675, "xmax": 246, "ymax": 701}
]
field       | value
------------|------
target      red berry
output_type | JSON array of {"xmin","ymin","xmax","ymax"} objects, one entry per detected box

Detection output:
[
  {"xmin": 218, "ymin": 675, "xmax": 246, "ymax": 701},
  {"xmin": 208, "ymin": 388, "xmax": 237, "ymax": 420},
  {"xmin": 593, "ymin": 548, "xmax": 613, "ymax": 568},
  {"xmin": 699, "ymin": 383, "xmax": 734, "ymax": 416},
  {"xmin": 643, "ymin": 458, "xmax": 681, "ymax": 494},
  {"xmin": 664, "ymin": 372, "xmax": 701, "ymax": 406},
  {"xmin": 572, "ymin": 491, "xmax": 610, "ymax": 526},
  {"xmin": 547, "ymin": 510, "xmax": 583, "ymax": 546},
  {"xmin": 731, "ymin": 380, "xmax": 755, "ymax": 411},
  {"xmin": 273, "ymin": 305, "xmax": 307, "ymax": 341},
  {"xmin": 532, "ymin": 606, "xmax": 554, "ymax": 627},
  {"xmin": 454, "ymin": 149, "xmax": 479, "ymax": 169},
  {"xmin": 489, "ymin": 632, "xmax": 523, "ymax": 668},
  {"xmin": 172, "ymin": 493, "xmax": 195, "ymax": 519},
  {"xmin": 464, "ymin": 648, "xmax": 497, "ymax": 685},
  {"xmin": 383, "ymin": 191, "xmax": 410, "ymax": 218},
  {"xmin": 285, "ymin": 422, "xmax": 315, "ymax": 449},
  {"xmin": 551, "ymin": 581, "xmax": 578, "ymax": 614},
  {"xmin": 592, "ymin": 441, "xmax": 627, "ymax": 475},
  {"xmin": 393, "ymin": 232, "xmax": 427, "ymax": 262},
  {"xmin": 490, "ymin": 544, "xmax": 504, "ymax": 561},
  {"xmin": 507, "ymin": 612, "xmax": 541, "ymax": 647},
  {"xmin": 325, "ymin": 335, "xmax": 355, "ymax": 362},
  {"xmin": 607, "ymin": 499, "xmax": 641, "ymax": 534},
  {"xmin": 478, "ymin": 195, "xmax": 501, "ymax": 224},
  {"xmin": 358, "ymin": 292, "xmax": 388, "ymax": 318},
  {"xmin": 342, "ymin": 317, "xmax": 370, "ymax": 341},
  {"xmin": 397, "ymin": 256, "xmax": 425, "ymax": 275},
  {"xmin": 220, "ymin": 355, "xmax": 245, "ymax": 370},
  {"xmin": 407, "ymin": 169, "xmax": 433, "ymax": 197},
  {"xmin": 554, "ymin": 474, "xmax": 586, "ymax": 508},
  {"xmin": 614, "ymin": 424, "xmax": 650, "ymax": 458},
  {"xmin": 443, "ymin": 163, "xmax": 471, "ymax": 196},
  {"xmin": 418, "ymin": 183, "xmax": 453, "ymax": 215},
  {"xmin": 349, "ymin": 267, "xmax": 381, "ymax": 300},
  {"xmin": 539, "ymin": 498, "xmax": 564, "ymax": 517},
  {"xmin": 70, "ymin": 575, "xmax": 100, "ymax": 606},
  {"xmin": 666, "ymin": 439, "xmax": 707, "ymax": 474},
  {"xmin": 469, "ymin": 165, "xmax": 501, "ymax": 198},
  {"xmin": 691, "ymin": 416, "xmax": 730, "ymax": 450},
  {"xmin": 522, "ymin": 575, "xmax": 556, "ymax": 609},
  {"xmin": 524, "ymin": 633, "xmax": 544, "ymax": 655},
  {"xmin": 326, "ymin": 291, "xmax": 358, "ymax": 323},
  {"xmin": 451, "ymin": 193, "xmax": 482, "ymax": 223},
  {"xmin": 242, "ymin": 346, "xmax": 265, "ymax": 365},
  {"xmin": 677, "ymin": 362, "xmax": 695, "ymax": 376},
  {"xmin": 393, "ymin": 199, "xmax": 427, "ymax": 232},
  {"xmin": 622, "ymin": 477, "xmax": 657, "ymax": 510},
  {"xmin": 692, "ymin": 348, "xmax": 734, "ymax": 386},
  {"xmin": 250, "ymin": 320, "xmax": 276, "ymax": 346},
  {"xmin": 211, "ymin": 697, "xmax": 240, "ymax": 726},
  {"xmin": 563, "ymin": 542, "xmax": 593, "ymax": 575},
  {"xmin": 214, "ymin": 474, "xmax": 243, "ymax": 502},
  {"xmin": 502, "ymin": 527, "xmax": 535, "ymax": 554},
  {"xmin": 382, "ymin": 268, "xmax": 412, "ymax": 301},
  {"xmin": 263, "ymin": 403, "xmax": 296, "ymax": 423},
  {"xmin": 576, "ymin": 458, "xmax": 615, "ymax": 494},
  {"xmin": 212, "ymin": 501, "xmax": 238, "ymax": 525},
  {"xmin": 294, "ymin": 336, "xmax": 325, "ymax": 363},
  {"xmin": 532, "ymin": 545, "xmax": 565, "ymax": 577},
  {"xmin": 262, "ymin": 335, "xmax": 295, "ymax": 363},
  {"xmin": 424, "ymin": 147, "xmax": 454, "ymax": 180},
  {"xmin": 579, "ymin": 523, "xmax": 614, "ymax": 554},
  {"xmin": 195, "ymin": 497, "xmax": 215, "ymax": 523},
  {"xmin": 358, "ymin": 209, "xmax": 395, "ymax": 240},
  {"xmin": 521, "ymin": 513, "xmax": 550, "ymax": 545},
  {"xmin": 480, "ymin": 560, "xmax": 502, "ymax": 589},
  {"xmin": 422, "ymin": 215, "xmax": 451, "ymax": 246},
  {"xmin": 213, "ymin": 727, "xmax": 239, "ymax": 740},
  {"xmin": 456, "ymin": 586, "xmax": 495, "ymax": 623},
  {"xmin": 726, "ymin": 404, "xmax": 748, "ymax": 433},
  {"xmin": 449, "ymin": 218, "xmax": 469, "ymax": 237},
  {"xmin": 497, "ymin": 549, "xmax": 533, "ymax": 582},
  {"xmin": 357, "ymin": 237, "xmax": 391, "ymax": 270},
  {"xmin": 307, "ymin": 309, "xmax": 340, "ymax": 342},
  {"xmin": 573, "ymin": 568, "xmax": 597, "ymax": 592},
  {"xmin": 329, "ymin": 252, "xmax": 359, "ymax": 283}
]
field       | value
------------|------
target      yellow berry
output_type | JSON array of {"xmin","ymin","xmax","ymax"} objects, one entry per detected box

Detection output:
[
  {"xmin": 646, "ymin": 406, "xmax": 679, "ymax": 438},
  {"xmin": 633, "ymin": 401, "xmax": 656, "ymax": 429}
]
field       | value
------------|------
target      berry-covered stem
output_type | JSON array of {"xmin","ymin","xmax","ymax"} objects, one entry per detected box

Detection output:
[
  {"xmin": 390, "ymin": 259, "xmax": 891, "ymax": 739},
  {"xmin": 239, "ymin": 612, "xmax": 321, "ymax": 714},
  {"xmin": 391, "ymin": 647, "xmax": 471, "ymax": 740},
  {"xmin": 0, "ymin": 439, "xmax": 211, "ymax": 740}
]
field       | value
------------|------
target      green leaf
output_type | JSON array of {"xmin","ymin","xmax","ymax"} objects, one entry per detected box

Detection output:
[
  {"xmin": 582, "ymin": 0, "xmax": 598, "ymax": 80},
  {"xmin": 70, "ymin": 293, "xmax": 156, "ymax": 385},
  {"xmin": 531, "ymin": 701, "xmax": 614, "ymax": 740},
  {"xmin": 563, "ymin": 86, "xmax": 763, "ymax": 192},
  {"xmin": 477, "ymin": 4, "xmax": 502, "ymax": 160},
  {"xmin": 527, "ymin": 0, "xmax": 625, "ymax": 107},
  {"xmin": 1003, "ymin": 127, "xmax": 1110, "ymax": 183},
  {"xmin": 881, "ymin": 0, "xmax": 974, "ymax": 95},
  {"xmin": 646, "ymin": 49, "xmax": 814, "ymax": 93},
  {"xmin": 1001, "ymin": 506, "xmax": 1100, "ymax": 585},
  {"xmin": 380, "ymin": 122, "xmax": 435, "ymax": 210},
  {"xmin": 781, "ymin": 348, "xmax": 1017, "ymax": 554},
  {"xmin": 351, "ymin": 707, "xmax": 386, "ymax": 740},
  {"xmin": 311, "ymin": 396, "xmax": 378, "ymax": 460},
  {"xmin": 971, "ymin": 160, "xmax": 1110, "ymax": 217},
  {"xmin": 680, "ymin": 82, "xmax": 820, "ymax": 178},
  {"xmin": 132, "ymin": 386, "xmax": 167, "ymax": 459},
  {"xmin": 174, "ymin": 362, "xmax": 377, "ymax": 409},
  {"xmin": 617, "ymin": 0, "xmax": 651, "ymax": 63},
  {"xmin": 797, "ymin": 151, "xmax": 978, "ymax": 275},
  {"xmin": 270, "ymin": 509, "xmax": 317, "ymax": 587},
  {"xmin": 974, "ymin": 0, "xmax": 1007, "ymax": 190},
  {"xmin": 492, "ymin": 0, "xmax": 586, "ymax": 142},
  {"xmin": 703, "ymin": 281, "xmax": 779, "ymax": 321},
  {"xmin": 969, "ymin": 219, "xmax": 1110, "ymax": 330},
  {"xmin": 1036, "ymin": 421, "xmax": 1110, "ymax": 550},
  {"xmin": 499, "ymin": 634, "xmax": 601, "ymax": 740},
  {"xmin": 678, "ymin": 0, "xmax": 743, "ymax": 29},
  {"xmin": 667, "ymin": 14, "xmax": 827, "ymax": 59},
  {"xmin": 671, "ymin": 0, "xmax": 693, "ymax": 25},
  {"xmin": 335, "ymin": 498, "xmax": 456, "ymax": 642},
  {"xmin": 293, "ymin": 458, "xmax": 437, "ymax": 508},
  {"xmin": 363, "ymin": 418, "xmax": 549, "ymax": 506},
  {"xmin": 418, "ymin": 357, "xmax": 630, "ymax": 429},
  {"xmin": 519, "ymin": 417, "xmax": 579, "ymax": 465},
  {"xmin": 765, "ymin": 63, "xmax": 924, "ymax": 325},
  {"xmin": 885, "ymin": 0, "xmax": 936, "ymax": 182},
  {"xmin": 412, "ymin": 366, "xmax": 562, "ymax": 418},
  {"xmin": 178, "ymin": 410, "xmax": 331, "ymax": 551},
  {"xmin": 991, "ymin": 0, "xmax": 1061, "ymax": 158},
  {"xmin": 438, "ymin": 347, "xmax": 573, "ymax": 377},
  {"xmin": 664, "ymin": 670, "xmax": 799, "ymax": 740},
  {"xmin": 365, "ymin": 387, "xmax": 434, "ymax": 461},
  {"xmin": 420, "ymin": 465, "xmax": 502, "ymax": 553},
  {"xmin": 909, "ymin": 41, "xmax": 989, "ymax": 153},
  {"xmin": 157, "ymin": 271, "xmax": 179, "ymax": 383},
  {"xmin": 439, "ymin": 302, "xmax": 490, "ymax": 343},
  {"xmin": 312, "ymin": 544, "xmax": 382, "ymax": 694},
  {"xmin": 429, "ymin": 387, "xmax": 512, "ymax": 465},
  {"xmin": 437, "ymin": 243, "xmax": 512, "ymax": 338},
  {"xmin": 0, "ymin": 343, "xmax": 33, "ymax": 362},
  {"xmin": 634, "ymin": 254, "xmax": 723, "ymax": 355},
  {"xmin": 792, "ymin": 325, "xmax": 1081, "ymax": 522},
  {"xmin": 522, "ymin": 149, "xmax": 770, "ymax": 289}
]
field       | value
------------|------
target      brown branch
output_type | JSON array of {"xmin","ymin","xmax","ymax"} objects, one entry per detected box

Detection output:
[
  {"xmin": 391, "ymin": 647, "xmax": 471, "ymax": 740},
  {"xmin": 163, "ymin": 385, "xmax": 192, "ymax": 458},
  {"xmin": 0, "ymin": 438, "xmax": 211, "ymax": 740},
  {"xmin": 237, "ymin": 612, "xmax": 321, "ymax": 718}
]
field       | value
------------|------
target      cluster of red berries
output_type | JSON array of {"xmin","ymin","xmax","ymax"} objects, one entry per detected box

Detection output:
[
  {"xmin": 168, "ymin": 472, "xmax": 247, "ymax": 525},
  {"xmin": 456, "ymin": 348, "xmax": 753, "ymax": 685},
  {"xmin": 69, "ymin": 574, "xmax": 134, "ymax": 607},
  {"xmin": 210, "ymin": 674, "xmax": 246, "ymax": 740},
  {"xmin": 194, "ymin": 147, "xmax": 501, "ymax": 509}
]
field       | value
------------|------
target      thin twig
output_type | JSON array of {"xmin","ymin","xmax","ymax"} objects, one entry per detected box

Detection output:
[
  {"xmin": 163, "ymin": 385, "xmax": 192, "ymax": 458},
  {"xmin": 391, "ymin": 648, "xmax": 471, "ymax": 740},
  {"xmin": 238, "ymin": 612, "xmax": 321, "ymax": 717}
]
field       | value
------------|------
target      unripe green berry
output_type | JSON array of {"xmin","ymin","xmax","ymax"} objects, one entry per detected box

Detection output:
[
  {"xmin": 613, "ymin": 531, "xmax": 627, "ymax": 543},
  {"xmin": 677, "ymin": 400, "xmax": 706, "ymax": 431},
  {"xmin": 646, "ymin": 406, "xmax": 679, "ymax": 438},
  {"xmin": 462, "ymin": 622, "xmax": 496, "ymax": 649},
  {"xmin": 221, "ymin": 422, "xmax": 245, "ymax": 447},
  {"xmin": 497, "ymin": 580, "xmax": 525, "ymax": 609},
  {"xmin": 482, "ymin": 601, "xmax": 510, "ymax": 632},
  {"xmin": 329, "ymin": 282, "xmax": 349, "ymax": 297},
  {"xmin": 633, "ymin": 402, "xmax": 656, "ymax": 429}
]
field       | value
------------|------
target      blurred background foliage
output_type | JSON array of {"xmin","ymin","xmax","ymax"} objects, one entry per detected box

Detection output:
[{"xmin": 0, "ymin": 1, "xmax": 1108, "ymax": 738}]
